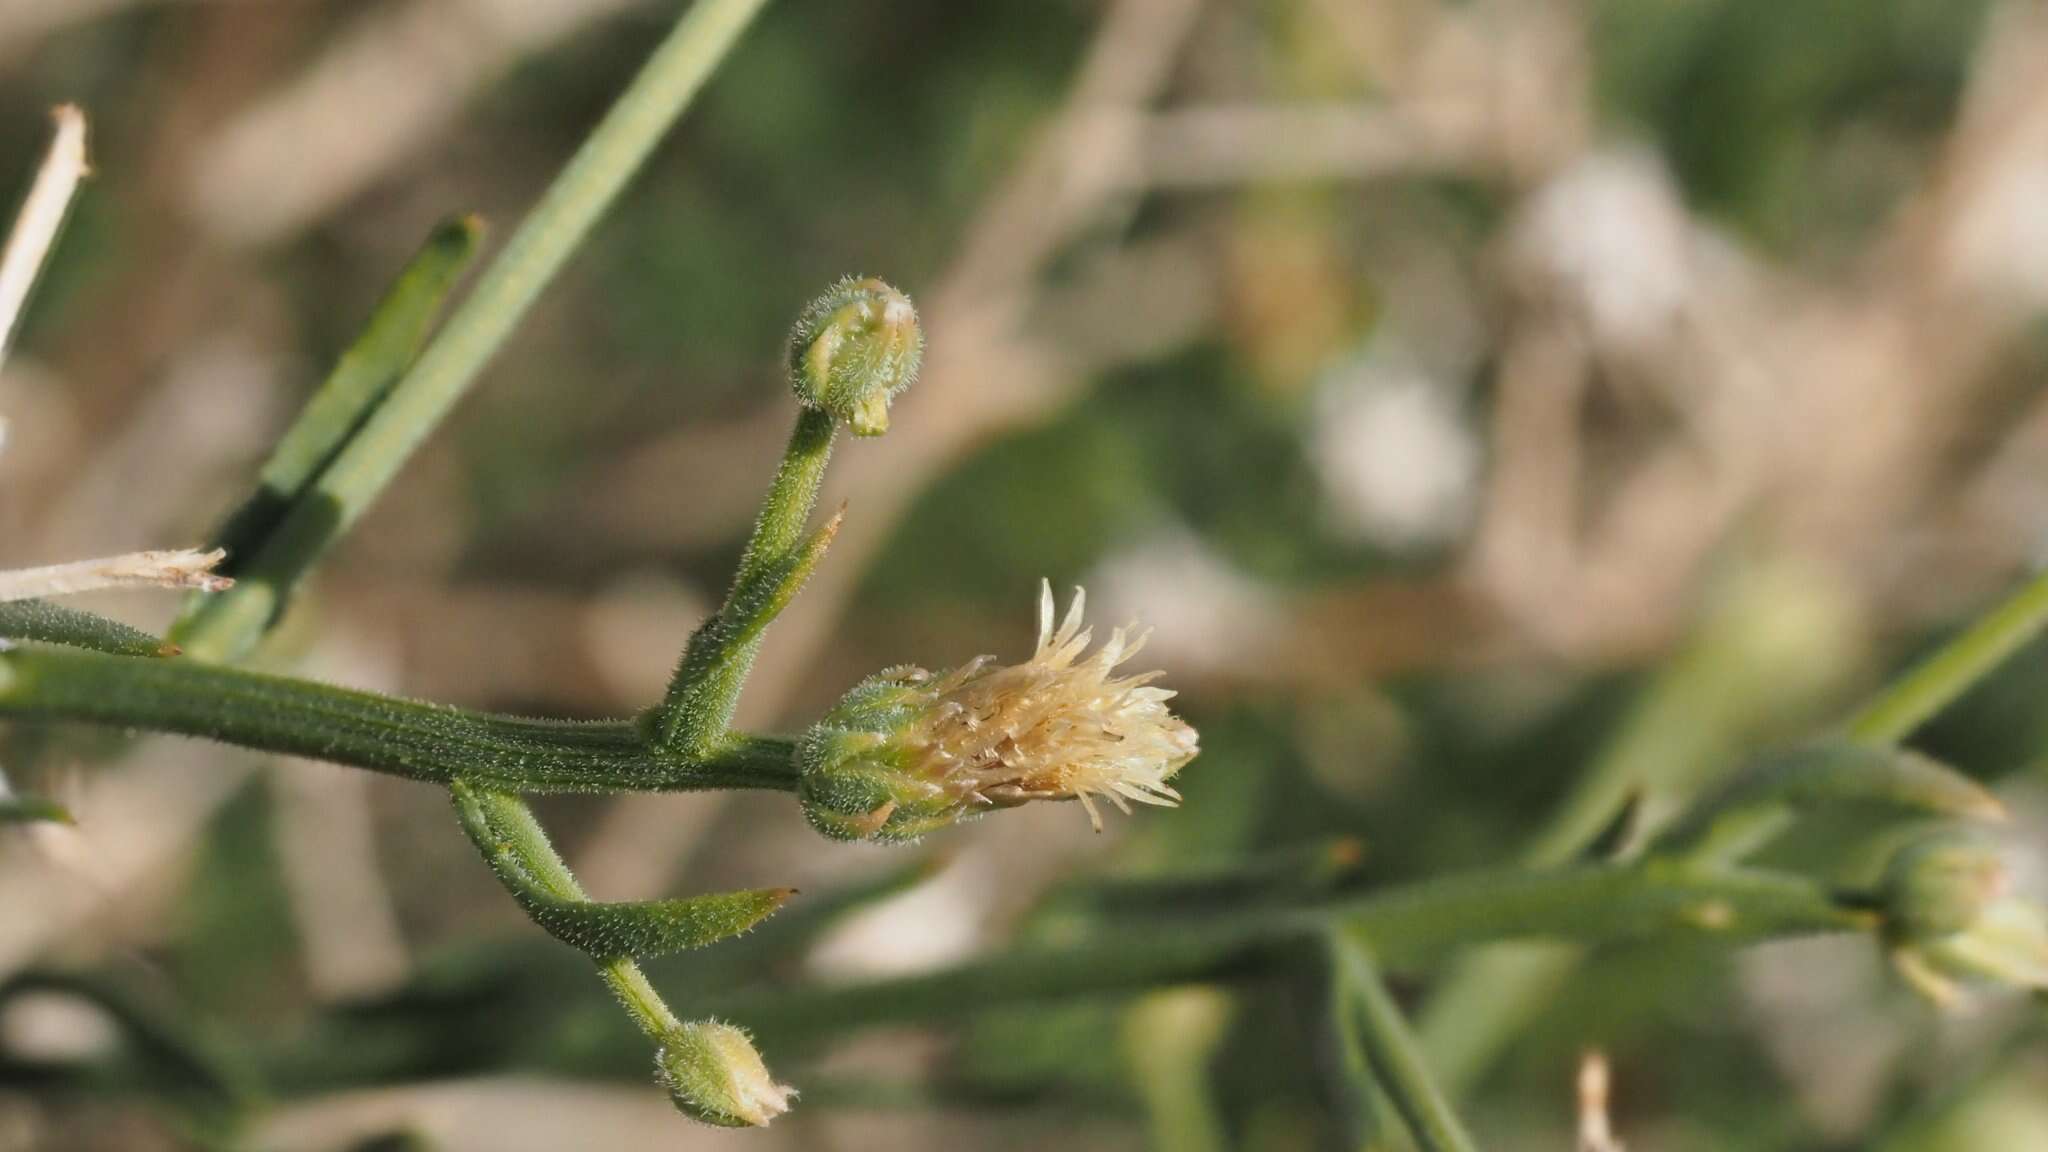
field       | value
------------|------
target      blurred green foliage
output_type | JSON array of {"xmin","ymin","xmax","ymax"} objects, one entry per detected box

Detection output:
[{"xmin": 4, "ymin": 0, "xmax": 2048, "ymax": 1149}]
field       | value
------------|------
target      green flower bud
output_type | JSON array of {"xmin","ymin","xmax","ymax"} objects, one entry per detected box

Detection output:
[
  {"xmin": 1880, "ymin": 832, "xmax": 2048, "ymax": 1007},
  {"xmin": 1880, "ymin": 832, "xmax": 2006, "ymax": 942},
  {"xmin": 797, "ymin": 582, "xmax": 1198, "ymax": 843},
  {"xmin": 656, "ymin": 1020, "xmax": 792, "ymax": 1128},
  {"xmin": 797, "ymin": 668, "xmax": 970, "ymax": 843},
  {"xmin": 788, "ymin": 276, "xmax": 922, "ymax": 436}
]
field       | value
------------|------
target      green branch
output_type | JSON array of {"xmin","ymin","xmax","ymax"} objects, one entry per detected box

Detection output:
[
  {"xmin": 716, "ymin": 860, "xmax": 1869, "ymax": 1043},
  {"xmin": 1324, "ymin": 933, "xmax": 1480, "ymax": 1152},
  {"xmin": 655, "ymin": 408, "xmax": 838, "ymax": 754},
  {"xmin": 0, "ymin": 645, "xmax": 797, "ymax": 794},
  {"xmin": 1846, "ymin": 567, "xmax": 2048, "ymax": 744}
]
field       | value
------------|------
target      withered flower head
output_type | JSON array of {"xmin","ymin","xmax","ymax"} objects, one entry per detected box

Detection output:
[{"xmin": 799, "ymin": 580, "xmax": 1198, "ymax": 842}]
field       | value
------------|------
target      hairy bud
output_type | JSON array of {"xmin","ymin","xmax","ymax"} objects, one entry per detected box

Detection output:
[
  {"xmin": 788, "ymin": 276, "xmax": 922, "ymax": 436},
  {"xmin": 656, "ymin": 1020, "xmax": 793, "ymax": 1128}
]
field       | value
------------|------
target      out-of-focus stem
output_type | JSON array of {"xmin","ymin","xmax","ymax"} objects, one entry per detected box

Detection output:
[
  {"xmin": 716, "ymin": 861, "xmax": 1868, "ymax": 1042},
  {"xmin": 1846, "ymin": 567, "xmax": 2048, "ymax": 744},
  {"xmin": 1326, "ymin": 933, "xmax": 1480, "ymax": 1152},
  {"xmin": 0, "ymin": 104, "xmax": 87, "ymax": 370}
]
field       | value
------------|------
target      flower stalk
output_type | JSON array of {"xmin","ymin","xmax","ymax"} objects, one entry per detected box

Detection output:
[
  {"xmin": 653, "ymin": 276, "xmax": 923, "ymax": 757},
  {"xmin": 653, "ymin": 406, "xmax": 840, "ymax": 757}
]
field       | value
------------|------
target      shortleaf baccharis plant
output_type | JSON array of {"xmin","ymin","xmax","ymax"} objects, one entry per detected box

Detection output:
[
  {"xmin": 0, "ymin": 0, "xmax": 1191, "ymax": 1127},
  {"xmin": 0, "ymin": 270, "xmax": 1203, "ymax": 1125},
  {"xmin": 10, "ymin": 1, "xmax": 2048, "ymax": 1143}
]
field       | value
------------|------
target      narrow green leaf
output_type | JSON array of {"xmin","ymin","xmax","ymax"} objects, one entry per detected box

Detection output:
[
  {"xmin": 1656, "ymin": 738, "xmax": 2006, "ymax": 863},
  {"xmin": 1323, "ymin": 933, "xmax": 1481, "ymax": 1152},
  {"xmin": 451, "ymin": 781, "xmax": 793, "ymax": 959},
  {"xmin": 198, "ymin": 0, "xmax": 776, "ymax": 659},
  {"xmin": 525, "ymin": 887, "xmax": 796, "ymax": 960},
  {"xmin": 208, "ymin": 215, "xmax": 483, "ymax": 576},
  {"xmin": 0, "ymin": 599, "xmax": 171, "ymax": 657},
  {"xmin": 1307, "ymin": 944, "xmax": 1387, "ymax": 1150},
  {"xmin": 172, "ymin": 217, "xmax": 483, "ymax": 662},
  {"xmin": 0, "ymin": 969, "xmax": 259, "ymax": 1125},
  {"xmin": 1846, "ymin": 567, "xmax": 2048, "ymax": 744}
]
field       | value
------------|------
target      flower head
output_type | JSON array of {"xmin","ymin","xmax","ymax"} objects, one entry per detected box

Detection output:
[{"xmin": 799, "ymin": 581, "xmax": 1198, "ymax": 842}]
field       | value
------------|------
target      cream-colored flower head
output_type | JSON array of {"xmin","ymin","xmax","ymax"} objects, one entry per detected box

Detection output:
[{"xmin": 798, "ymin": 580, "xmax": 1198, "ymax": 842}]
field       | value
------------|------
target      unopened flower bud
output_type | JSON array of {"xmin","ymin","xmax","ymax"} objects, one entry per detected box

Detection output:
[
  {"xmin": 798, "ymin": 581, "xmax": 1198, "ymax": 842},
  {"xmin": 1881, "ymin": 832, "xmax": 2006, "ymax": 942},
  {"xmin": 656, "ymin": 1020, "xmax": 793, "ymax": 1128},
  {"xmin": 788, "ymin": 276, "xmax": 922, "ymax": 436},
  {"xmin": 1880, "ymin": 832, "xmax": 2048, "ymax": 1007}
]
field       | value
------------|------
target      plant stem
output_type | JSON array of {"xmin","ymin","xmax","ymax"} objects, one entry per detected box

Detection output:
[
  {"xmin": 656, "ymin": 407, "xmax": 837, "ymax": 753},
  {"xmin": 1326, "ymin": 933, "xmax": 1481, "ymax": 1152},
  {"xmin": 1846, "ymin": 567, "xmax": 2048, "ymax": 744},
  {"xmin": 1308, "ymin": 951, "xmax": 1388, "ymax": 1151},
  {"xmin": 0, "ymin": 645, "xmax": 798, "ymax": 794},
  {"xmin": 718, "ymin": 861, "xmax": 1868, "ymax": 1043},
  {"xmin": 194, "ymin": 0, "xmax": 771, "ymax": 649},
  {"xmin": 446, "ymin": 779, "xmax": 682, "ymax": 1039}
]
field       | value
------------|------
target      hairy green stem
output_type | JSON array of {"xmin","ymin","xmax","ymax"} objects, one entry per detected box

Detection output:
[
  {"xmin": 0, "ymin": 645, "xmax": 797, "ymax": 793},
  {"xmin": 1326, "ymin": 933, "xmax": 1480, "ymax": 1152},
  {"xmin": 656, "ymin": 407, "xmax": 837, "ymax": 753},
  {"xmin": 447, "ymin": 781, "xmax": 682, "ymax": 1039}
]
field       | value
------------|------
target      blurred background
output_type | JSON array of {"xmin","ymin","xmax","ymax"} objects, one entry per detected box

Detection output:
[{"xmin": 3, "ymin": 0, "xmax": 2048, "ymax": 1148}]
